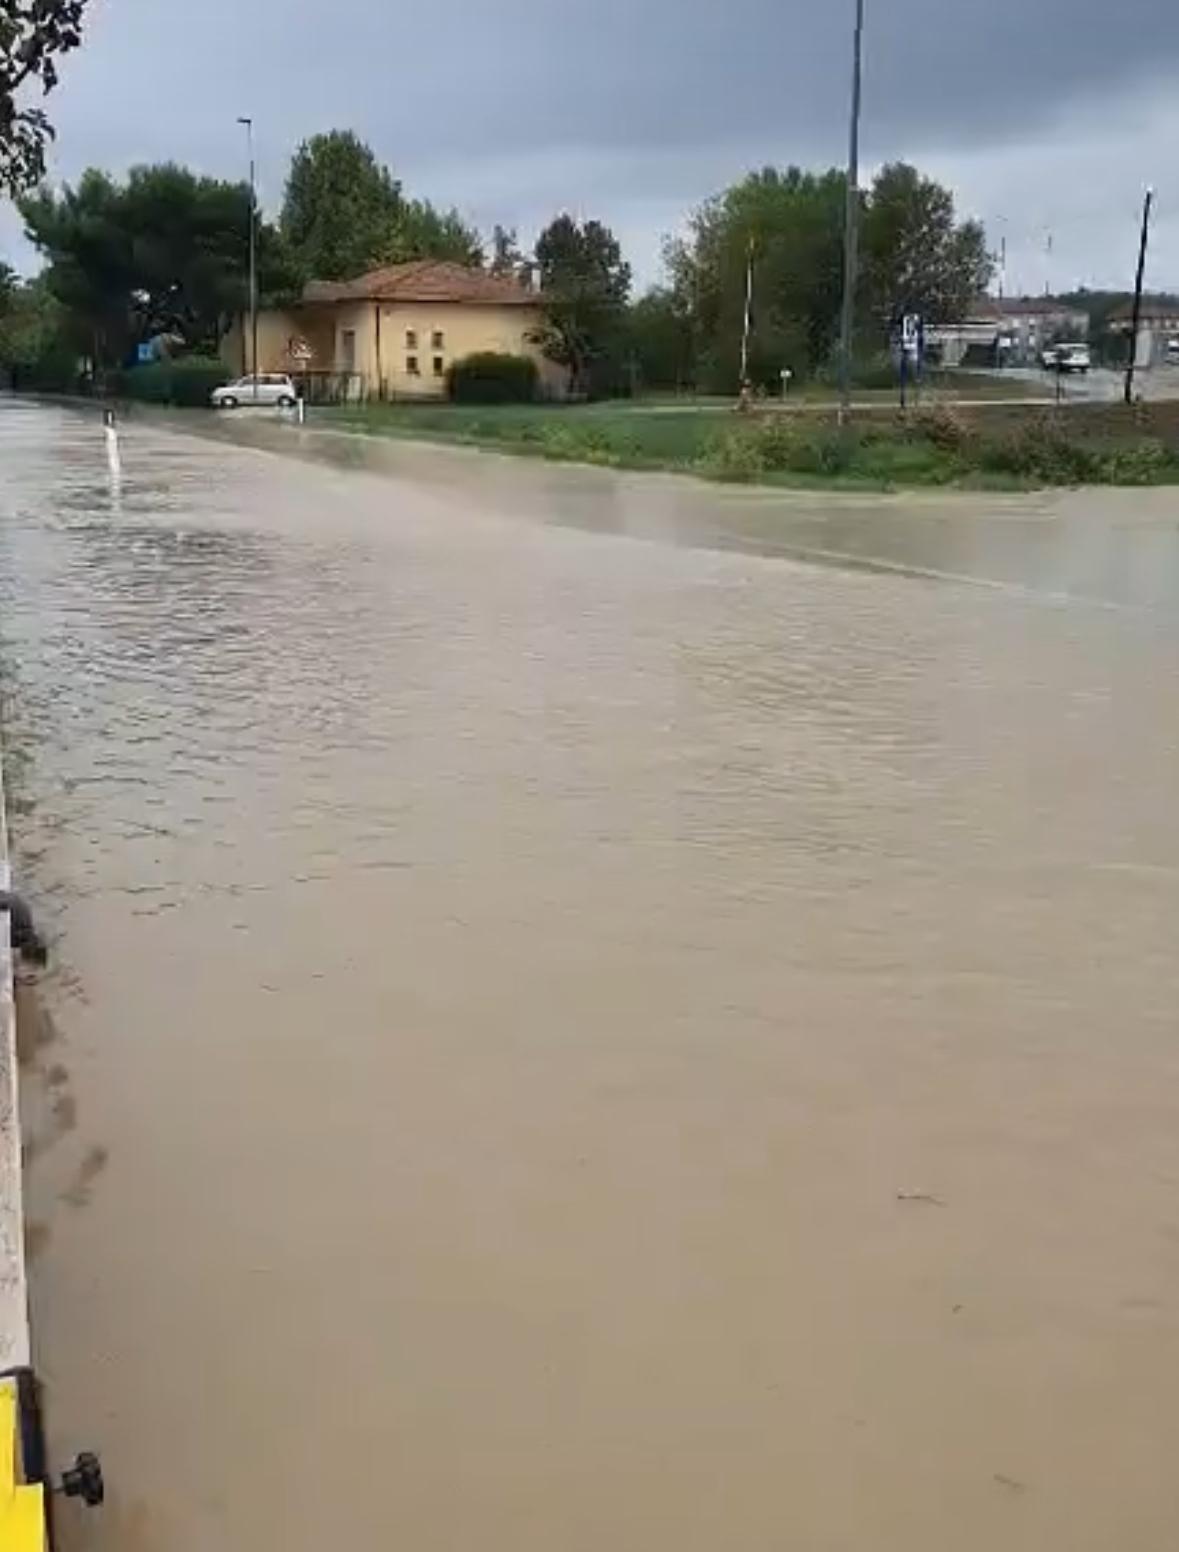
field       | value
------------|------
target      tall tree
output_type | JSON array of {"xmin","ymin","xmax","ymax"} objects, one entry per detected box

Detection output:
[
  {"xmin": 533, "ymin": 214, "xmax": 631, "ymax": 394},
  {"xmin": 667, "ymin": 166, "xmax": 847, "ymax": 390},
  {"xmin": 21, "ymin": 163, "xmax": 292, "ymax": 361},
  {"xmin": 489, "ymin": 223, "xmax": 523, "ymax": 278},
  {"xmin": 387, "ymin": 198, "xmax": 483, "ymax": 267},
  {"xmin": 20, "ymin": 167, "xmax": 133, "ymax": 361},
  {"xmin": 280, "ymin": 130, "xmax": 403, "ymax": 282},
  {"xmin": 1, "ymin": 0, "xmax": 89, "ymax": 194},
  {"xmin": 626, "ymin": 287, "xmax": 695, "ymax": 392},
  {"xmin": 0, "ymin": 272, "xmax": 71, "ymax": 383},
  {"xmin": 860, "ymin": 163, "xmax": 992, "ymax": 335}
]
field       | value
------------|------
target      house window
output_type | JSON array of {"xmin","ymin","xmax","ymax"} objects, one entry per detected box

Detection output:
[
  {"xmin": 406, "ymin": 329, "xmax": 418, "ymax": 350},
  {"xmin": 406, "ymin": 355, "xmax": 420, "ymax": 376},
  {"xmin": 340, "ymin": 329, "xmax": 356, "ymax": 373},
  {"xmin": 433, "ymin": 356, "xmax": 445, "ymax": 377},
  {"xmin": 432, "ymin": 330, "xmax": 445, "ymax": 350}
]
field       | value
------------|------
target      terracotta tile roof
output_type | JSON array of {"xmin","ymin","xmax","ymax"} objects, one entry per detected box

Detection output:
[
  {"xmin": 971, "ymin": 296, "xmax": 1089, "ymax": 320},
  {"xmin": 303, "ymin": 260, "xmax": 538, "ymax": 306},
  {"xmin": 1106, "ymin": 297, "xmax": 1179, "ymax": 324}
]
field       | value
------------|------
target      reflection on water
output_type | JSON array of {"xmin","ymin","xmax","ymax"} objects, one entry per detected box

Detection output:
[{"xmin": 2, "ymin": 397, "xmax": 1179, "ymax": 1552}]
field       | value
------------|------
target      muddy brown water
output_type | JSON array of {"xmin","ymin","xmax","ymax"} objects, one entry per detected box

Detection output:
[{"xmin": 2, "ymin": 396, "xmax": 1179, "ymax": 1550}]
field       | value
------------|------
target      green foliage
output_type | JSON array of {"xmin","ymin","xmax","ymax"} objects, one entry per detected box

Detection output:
[
  {"xmin": 280, "ymin": 130, "xmax": 482, "ymax": 281},
  {"xmin": 489, "ymin": 224, "xmax": 524, "ymax": 278},
  {"xmin": 386, "ymin": 198, "xmax": 483, "ymax": 267},
  {"xmin": 696, "ymin": 429, "xmax": 769, "ymax": 482},
  {"xmin": 280, "ymin": 130, "xmax": 402, "ymax": 282},
  {"xmin": 1093, "ymin": 438, "xmax": 1174, "ymax": 485},
  {"xmin": 666, "ymin": 166, "xmax": 847, "ymax": 392},
  {"xmin": 533, "ymin": 214, "xmax": 631, "ymax": 394},
  {"xmin": 1, "ymin": 0, "xmax": 89, "ymax": 194},
  {"xmin": 0, "ymin": 272, "xmax": 76, "ymax": 386},
  {"xmin": 627, "ymin": 287, "xmax": 696, "ymax": 391},
  {"xmin": 321, "ymin": 400, "xmax": 1179, "ymax": 491},
  {"xmin": 446, "ymin": 351, "xmax": 538, "ymax": 404},
  {"xmin": 905, "ymin": 404, "xmax": 976, "ymax": 453},
  {"xmin": 976, "ymin": 416, "xmax": 1099, "ymax": 483},
  {"xmin": 665, "ymin": 162, "xmax": 991, "ymax": 393},
  {"xmin": 20, "ymin": 162, "xmax": 290, "ymax": 362},
  {"xmin": 109, "ymin": 356, "xmax": 228, "ymax": 406},
  {"xmin": 860, "ymin": 163, "xmax": 993, "ymax": 338}
]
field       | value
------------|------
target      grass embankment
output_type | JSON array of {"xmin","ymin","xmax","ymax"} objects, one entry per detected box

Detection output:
[{"xmin": 320, "ymin": 398, "xmax": 1179, "ymax": 490}]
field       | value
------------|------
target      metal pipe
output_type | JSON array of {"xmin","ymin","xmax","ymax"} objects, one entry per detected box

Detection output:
[
  {"xmin": 1124, "ymin": 187, "xmax": 1154, "ymax": 406},
  {"xmin": 738, "ymin": 238, "xmax": 754, "ymax": 392},
  {"xmin": 837, "ymin": 0, "xmax": 865, "ymax": 424},
  {"xmin": 237, "ymin": 117, "xmax": 258, "ymax": 394}
]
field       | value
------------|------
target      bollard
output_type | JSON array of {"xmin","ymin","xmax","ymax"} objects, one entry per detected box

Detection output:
[{"xmin": 102, "ymin": 408, "xmax": 121, "ymax": 480}]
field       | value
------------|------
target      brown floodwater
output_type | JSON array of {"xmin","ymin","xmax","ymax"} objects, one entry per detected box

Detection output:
[{"xmin": 2, "ymin": 396, "xmax": 1179, "ymax": 1551}]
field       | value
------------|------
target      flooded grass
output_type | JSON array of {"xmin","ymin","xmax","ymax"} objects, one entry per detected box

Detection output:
[{"xmin": 320, "ymin": 399, "xmax": 1179, "ymax": 490}]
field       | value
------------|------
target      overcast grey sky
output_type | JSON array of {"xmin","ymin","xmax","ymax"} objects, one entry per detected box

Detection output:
[{"xmin": 4, "ymin": 0, "xmax": 1178, "ymax": 294}]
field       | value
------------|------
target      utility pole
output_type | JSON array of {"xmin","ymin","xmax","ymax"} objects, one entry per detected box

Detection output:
[
  {"xmin": 237, "ymin": 116, "xmax": 258, "ymax": 393},
  {"xmin": 739, "ymin": 237, "xmax": 755, "ymax": 393},
  {"xmin": 837, "ymin": 0, "xmax": 865, "ymax": 425},
  {"xmin": 1124, "ymin": 187, "xmax": 1154, "ymax": 407}
]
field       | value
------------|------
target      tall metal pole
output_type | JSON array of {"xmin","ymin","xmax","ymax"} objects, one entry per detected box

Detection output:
[
  {"xmin": 1124, "ymin": 187, "xmax": 1154, "ymax": 407},
  {"xmin": 837, "ymin": 0, "xmax": 865, "ymax": 425},
  {"xmin": 739, "ymin": 237, "xmax": 754, "ymax": 391},
  {"xmin": 237, "ymin": 116, "xmax": 258, "ymax": 389}
]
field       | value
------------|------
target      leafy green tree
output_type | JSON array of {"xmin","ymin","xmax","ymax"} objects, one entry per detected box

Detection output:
[
  {"xmin": 280, "ymin": 130, "xmax": 403, "ymax": 281},
  {"xmin": 0, "ymin": 273, "xmax": 74, "ymax": 386},
  {"xmin": 667, "ymin": 166, "xmax": 847, "ymax": 391},
  {"xmin": 20, "ymin": 168, "xmax": 134, "ymax": 361},
  {"xmin": 20, "ymin": 163, "xmax": 291, "ymax": 362},
  {"xmin": 860, "ymin": 162, "xmax": 992, "ymax": 336},
  {"xmin": 387, "ymin": 198, "xmax": 483, "ymax": 267},
  {"xmin": 1, "ymin": 0, "xmax": 89, "ymax": 194},
  {"xmin": 533, "ymin": 214, "xmax": 631, "ymax": 393},
  {"xmin": 626, "ymin": 287, "xmax": 695, "ymax": 391},
  {"xmin": 280, "ymin": 130, "xmax": 482, "ymax": 277},
  {"xmin": 489, "ymin": 223, "xmax": 523, "ymax": 278}
]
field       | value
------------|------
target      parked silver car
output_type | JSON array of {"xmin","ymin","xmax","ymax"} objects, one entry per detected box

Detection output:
[{"xmin": 211, "ymin": 373, "xmax": 298, "ymax": 409}]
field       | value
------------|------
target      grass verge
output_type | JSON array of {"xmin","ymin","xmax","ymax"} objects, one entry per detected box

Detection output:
[{"xmin": 317, "ymin": 400, "xmax": 1179, "ymax": 491}]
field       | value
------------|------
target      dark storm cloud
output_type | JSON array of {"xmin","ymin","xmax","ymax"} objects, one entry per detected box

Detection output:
[
  {"xmin": 47, "ymin": 0, "xmax": 1179, "ymax": 176},
  {"xmin": 3, "ymin": 0, "xmax": 1176, "ymax": 288}
]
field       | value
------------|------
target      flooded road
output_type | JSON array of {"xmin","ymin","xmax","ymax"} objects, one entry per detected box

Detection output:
[{"xmin": 2, "ymin": 396, "xmax": 1179, "ymax": 1551}]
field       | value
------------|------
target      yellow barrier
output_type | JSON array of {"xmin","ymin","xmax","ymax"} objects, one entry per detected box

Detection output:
[{"xmin": 0, "ymin": 1378, "xmax": 44, "ymax": 1551}]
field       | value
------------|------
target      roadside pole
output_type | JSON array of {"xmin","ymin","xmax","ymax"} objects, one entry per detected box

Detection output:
[
  {"xmin": 837, "ymin": 0, "xmax": 866, "ymax": 426},
  {"xmin": 237, "ymin": 117, "xmax": 259, "ymax": 400},
  {"xmin": 738, "ymin": 238, "xmax": 755, "ymax": 396},
  {"xmin": 1124, "ymin": 187, "xmax": 1154, "ymax": 406}
]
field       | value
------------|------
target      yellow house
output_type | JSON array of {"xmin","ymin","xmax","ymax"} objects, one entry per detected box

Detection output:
[{"xmin": 221, "ymin": 259, "xmax": 563, "ymax": 400}]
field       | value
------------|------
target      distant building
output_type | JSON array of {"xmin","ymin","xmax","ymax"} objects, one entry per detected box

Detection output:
[
  {"xmin": 925, "ymin": 297, "xmax": 1090, "ymax": 367},
  {"xmin": 1106, "ymin": 298, "xmax": 1179, "ymax": 369},
  {"xmin": 221, "ymin": 259, "xmax": 564, "ymax": 400}
]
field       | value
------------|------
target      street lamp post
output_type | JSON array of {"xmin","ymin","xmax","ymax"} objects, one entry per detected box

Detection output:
[
  {"xmin": 237, "ymin": 116, "xmax": 258, "ymax": 392},
  {"xmin": 837, "ymin": 0, "xmax": 866, "ymax": 425},
  {"xmin": 1124, "ymin": 187, "xmax": 1154, "ymax": 407},
  {"xmin": 738, "ymin": 237, "xmax": 755, "ymax": 396}
]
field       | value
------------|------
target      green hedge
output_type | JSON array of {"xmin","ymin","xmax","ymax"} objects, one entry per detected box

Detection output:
[
  {"xmin": 112, "ymin": 357, "xmax": 229, "ymax": 406},
  {"xmin": 445, "ymin": 351, "xmax": 538, "ymax": 404}
]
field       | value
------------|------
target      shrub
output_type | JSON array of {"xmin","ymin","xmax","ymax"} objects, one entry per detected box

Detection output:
[
  {"xmin": 906, "ymin": 405, "xmax": 975, "ymax": 454},
  {"xmin": 446, "ymin": 352, "xmax": 539, "ymax": 404},
  {"xmin": 1096, "ymin": 438, "xmax": 1175, "ymax": 485},
  {"xmin": 538, "ymin": 423, "xmax": 635, "ymax": 467},
  {"xmin": 753, "ymin": 415, "xmax": 807, "ymax": 471},
  {"xmin": 696, "ymin": 429, "xmax": 768, "ymax": 482},
  {"xmin": 115, "ymin": 357, "xmax": 228, "ymax": 407},
  {"xmin": 977, "ymin": 416, "xmax": 1098, "ymax": 485}
]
